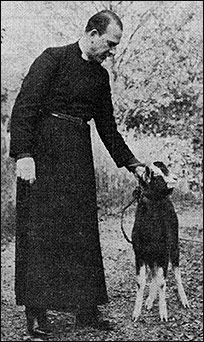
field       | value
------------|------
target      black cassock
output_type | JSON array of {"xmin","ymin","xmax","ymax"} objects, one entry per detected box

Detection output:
[{"xmin": 10, "ymin": 42, "xmax": 136, "ymax": 311}]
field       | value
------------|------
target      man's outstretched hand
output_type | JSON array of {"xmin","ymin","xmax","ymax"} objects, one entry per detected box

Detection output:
[{"xmin": 126, "ymin": 162, "xmax": 146, "ymax": 179}]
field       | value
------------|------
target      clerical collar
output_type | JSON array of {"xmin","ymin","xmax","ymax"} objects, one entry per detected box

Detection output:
[{"xmin": 78, "ymin": 40, "xmax": 89, "ymax": 61}]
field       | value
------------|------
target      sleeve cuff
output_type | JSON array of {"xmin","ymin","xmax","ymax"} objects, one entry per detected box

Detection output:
[
  {"xmin": 124, "ymin": 157, "xmax": 145, "ymax": 172},
  {"xmin": 15, "ymin": 153, "xmax": 32, "ymax": 161}
]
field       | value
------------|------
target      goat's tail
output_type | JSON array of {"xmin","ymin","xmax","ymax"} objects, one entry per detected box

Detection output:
[{"xmin": 120, "ymin": 197, "xmax": 136, "ymax": 244}]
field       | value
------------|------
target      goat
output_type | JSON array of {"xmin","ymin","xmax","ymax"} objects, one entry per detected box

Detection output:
[{"xmin": 121, "ymin": 162, "xmax": 189, "ymax": 322}]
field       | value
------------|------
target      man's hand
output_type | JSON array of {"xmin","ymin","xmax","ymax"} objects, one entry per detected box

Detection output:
[
  {"xmin": 16, "ymin": 157, "xmax": 36, "ymax": 185},
  {"xmin": 127, "ymin": 162, "xmax": 146, "ymax": 179},
  {"xmin": 134, "ymin": 165, "xmax": 146, "ymax": 178}
]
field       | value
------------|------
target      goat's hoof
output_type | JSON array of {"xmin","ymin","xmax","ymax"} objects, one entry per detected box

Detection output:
[
  {"xmin": 160, "ymin": 314, "xmax": 168, "ymax": 322},
  {"xmin": 161, "ymin": 317, "xmax": 168, "ymax": 322},
  {"xmin": 132, "ymin": 317, "xmax": 139, "ymax": 323},
  {"xmin": 145, "ymin": 298, "xmax": 154, "ymax": 310},
  {"xmin": 181, "ymin": 298, "xmax": 190, "ymax": 308},
  {"xmin": 182, "ymin": 301, "xmax": 190, "ymax": 308},
  {"xmin": 132, "ymin": 313, "xmax": 140, "ymax": 322}
]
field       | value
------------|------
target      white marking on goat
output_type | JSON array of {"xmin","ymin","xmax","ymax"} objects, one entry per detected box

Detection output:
[
  {"xmin": 145, "ymin": 275, "xmax": 158, "ymax": 310},
  {"xmin": 149, "ymin": 162, "xmax": 178, "ymax": 188},
  {"xmin": 132, "ymin": 264, "xmax": 146, "ymax": 321},
  {"xmin": 156, "ymin": 267, "xmax": 168, "ymax": 321}
]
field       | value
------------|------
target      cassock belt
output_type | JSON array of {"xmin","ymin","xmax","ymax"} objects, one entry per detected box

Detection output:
[{"xmin": 51, "ymin": 111, "xmax": 86, "ymax": 126}]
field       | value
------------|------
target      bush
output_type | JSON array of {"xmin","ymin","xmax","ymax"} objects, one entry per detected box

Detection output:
[
  {"xmin": 1, "ymin": 155, "xmax": 16, "ymax": 242},
  {"xmin": 92, "ymin": 124, "xmax": 203, "ymax": 216}
]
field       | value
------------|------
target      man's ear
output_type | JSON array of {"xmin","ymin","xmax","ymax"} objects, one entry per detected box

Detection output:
[{"xmin": 89, "ymin": 29, "xmax": 99, "ymax": 38}]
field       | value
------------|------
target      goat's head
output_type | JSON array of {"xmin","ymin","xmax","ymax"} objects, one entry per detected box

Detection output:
[{"xmin": 138, "ymin": 161, "xmax": 177, "ymax": 201}]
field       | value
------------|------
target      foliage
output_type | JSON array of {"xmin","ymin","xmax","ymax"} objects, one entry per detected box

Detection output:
[
  {"xmin": 1, "ymin": 28, "xmax": 6, "ymax": 43},
  {"xmin": 1, "ymin": 155, "xmax": 16, "ymax": 241},
  {"xmin": 110, "ymin": 1, "xmax": 203, "ymax": 145},
  {"xmin": 1, "ymin": 1, "xmax": 203, "ymax": 144},
  {"xmin": 1, "ymin": 1, "xmax": 203, "ymax": 236},
  {"xmin": 91, "ymin": 121, "xmax": 202, "ymax": 216}
]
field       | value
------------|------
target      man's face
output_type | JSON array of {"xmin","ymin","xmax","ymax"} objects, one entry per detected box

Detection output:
[{"xmin": 88, "ymin": 21, "xmax": 122, "ymax": 63}]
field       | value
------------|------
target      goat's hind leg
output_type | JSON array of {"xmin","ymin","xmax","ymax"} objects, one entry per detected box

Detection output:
[
  {"xmin": 145, "ymin": 267, "xmax": 158, "ymax": 310},
  {"xmin": 173, "ymin": 266, "xmax": 189, "ymax": 308},
  {"xmin": 132, "ymin": 262, "xmax": 146, "ymax": 322},
  {"xmin": 171, "ymin": 248, "xmax": 189, "ymax": 308}
]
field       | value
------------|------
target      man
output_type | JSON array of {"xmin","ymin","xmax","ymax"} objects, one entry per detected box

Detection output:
[{"xmin": 10, "ymin": 10, "xmax": 145, "ymax": 337}]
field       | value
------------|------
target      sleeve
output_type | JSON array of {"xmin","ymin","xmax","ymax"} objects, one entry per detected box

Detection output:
[
  {"xmin": 94, "ymin": 69, "xmax": 141, "ymax": 169},
  {"xmin": 9, "ymin": 48, "xmax": 59, "ymax": 160}
]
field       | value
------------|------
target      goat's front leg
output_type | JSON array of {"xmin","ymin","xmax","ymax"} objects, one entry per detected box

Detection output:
[
  {"xmin": 156, "ymin": 267, "xmax": 168, "ymax": 322},
  {"xmin": 173, "ymin": 266, "xmax": 189, "ymax": 308},
  {"xmin": 132, "ymin": 263, "xmax": 146, "ymax": 322}
]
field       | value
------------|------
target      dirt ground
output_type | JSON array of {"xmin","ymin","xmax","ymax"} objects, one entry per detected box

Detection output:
[{"xmin": 1, "ymin": 202, "xmax": 203, "ymax": 341}]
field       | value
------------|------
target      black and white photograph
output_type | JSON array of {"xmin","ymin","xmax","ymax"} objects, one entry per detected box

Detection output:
[{"xmin": 1, "ymin": 1, "xmax": 203, "ymax": 341}]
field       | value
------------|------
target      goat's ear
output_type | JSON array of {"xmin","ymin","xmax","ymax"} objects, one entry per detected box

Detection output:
[
  {"xmin": 144, "ymin": 166, "xmax": 151, "ymax": 183},
  {"xmin": 145, "ymin": 166, "xmax": 155, "ymax": 182},
  {"xmin": 153, "ymin": 161, "xmax": 169, "ymax": 176},
  {"xmin": 167, "ymin": 188, "xmax": 174, "ymax": 195},
  {"xmin": 145, "ymin": 166, "xmax": 150, "ymax": 177}
]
